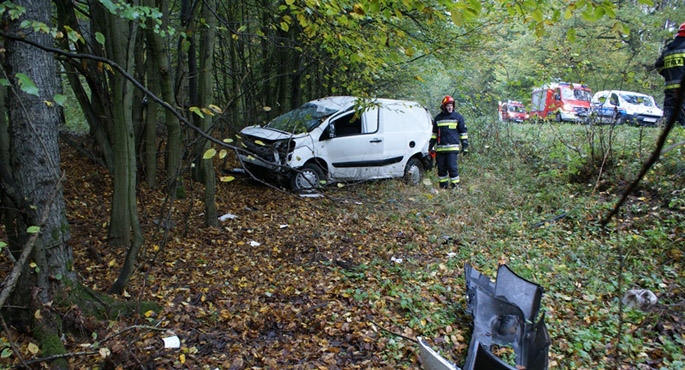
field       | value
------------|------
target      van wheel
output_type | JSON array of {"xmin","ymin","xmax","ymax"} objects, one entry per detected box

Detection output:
[
  {"xmin": 555, "ymin": 112, "xmax": 562, "ymax": 123},
  {"xmin": 403, "ymin": 158, "xmax": 424, "ymax": 185},
  {"xmin": 290, "ymin": 163, "xmax": 324, "ymax": 192}
]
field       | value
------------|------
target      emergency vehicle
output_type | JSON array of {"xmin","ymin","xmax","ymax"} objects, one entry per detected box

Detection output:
[
  {"xmin": 590, "ymin": 90, "xmax": 663, "ymax": 126},
  {"xmin": 498, "ymin": 100, "xmax": 529, "ymax": 122},
  {"xmin": 530, "ymin": 82, "xmax": 593, "ymax": 122}
]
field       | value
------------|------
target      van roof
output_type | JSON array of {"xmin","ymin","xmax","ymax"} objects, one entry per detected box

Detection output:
[
  {"xmin": 308, "ymin": 96, "xmax": 424, "ymax": 111},
  {"xmin": 594, "ymin": 90, "xmax": 652, "ymax": 97},
  {"xmin": 308, "ymin": 96, "xmax": 357, "ymax": 111}
]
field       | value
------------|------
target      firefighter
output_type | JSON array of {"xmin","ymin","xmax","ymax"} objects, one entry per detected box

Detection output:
[
  {"xmin": 430, "ymin": 95, "xmax": 469, "ymax": 189},
  {"xmin": 655, "ymin": 22, "xmax": 685, "ymax": 126}
]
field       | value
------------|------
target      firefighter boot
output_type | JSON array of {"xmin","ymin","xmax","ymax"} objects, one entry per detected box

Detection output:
[{"xmin": 450, "ymin": 177, "xmax": 460, "ymax": 189}]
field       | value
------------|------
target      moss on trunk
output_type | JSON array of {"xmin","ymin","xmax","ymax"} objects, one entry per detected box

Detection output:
[{"xmin": 33, "ymin": 324, "xmax": 69, "ymax": 369}]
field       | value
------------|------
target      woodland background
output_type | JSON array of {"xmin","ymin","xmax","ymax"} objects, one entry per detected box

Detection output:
[{"xmin": 0, "ymin": 0, "xmax": 683, "ymax": 369}]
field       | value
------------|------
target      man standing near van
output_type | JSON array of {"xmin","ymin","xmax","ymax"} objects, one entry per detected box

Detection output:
[
  {"xmin": 430, "ymin": 95, "xmax": 469, "ymax": 189},
  {"xmin": 655, "ymin": 22, "xmax": 685, "ymax": 126}
]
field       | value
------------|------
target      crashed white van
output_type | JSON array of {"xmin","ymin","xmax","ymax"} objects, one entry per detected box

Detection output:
[
  {"xmin": 238, "ymin": 96, "xmax": 434, "ymax": 192},
  {"xmin": 591, "ymin": 90, "xmax": 663, "ymax": 126}
]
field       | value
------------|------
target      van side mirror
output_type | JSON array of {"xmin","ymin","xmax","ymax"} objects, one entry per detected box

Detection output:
[{"xmin": 553, "ymin": 93, "xmax": 560, "ymax": 101}]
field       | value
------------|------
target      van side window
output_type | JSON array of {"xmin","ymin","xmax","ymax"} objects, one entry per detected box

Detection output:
[
  {"xmin": 332, "ymin": 112, "xmax": 362, "ymax": 137},
  {"xmin": 610, "ymin": 94, "xmax": 619, "ymax": 106},
  {"xmin": 363, "ymin": 107, "xmax": 379, "ymax": 133}
]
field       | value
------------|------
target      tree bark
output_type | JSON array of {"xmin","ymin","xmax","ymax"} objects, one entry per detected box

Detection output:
[
  {"xmin": 0, "ymin": 81, "xmax": 8, "ymax": 167},
  {"xmin": 1, "ymin": 0, "xmax": 74, "ymax": 367},
  {"xmin": 144, "ymin": 58, "xmax": 159, "ymax": 188},
  {"xmin": 144, "ymin": 0, "xmax": 182, "ymax": 191},
  {"xmin": 199, "ymin": 0, "xmax": 218, "ymax": 226}
]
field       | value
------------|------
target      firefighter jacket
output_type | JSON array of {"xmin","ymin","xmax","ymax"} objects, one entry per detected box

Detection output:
[
  {"xmin": 655, "ymin": 36, "xmax": 685, "ymax": 90},
  {"xmin": 430, "ymin": 111, "xmax": 468, "ymax": 153}
]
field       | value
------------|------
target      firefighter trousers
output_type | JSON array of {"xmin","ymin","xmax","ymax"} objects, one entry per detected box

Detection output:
[
  {"xmin": 436, "ymin": 152, "xmax": 460, "ymax": 189},
  {"xmin": 663, "ymin": 89, "xmax": 685, "ymax": 126}
]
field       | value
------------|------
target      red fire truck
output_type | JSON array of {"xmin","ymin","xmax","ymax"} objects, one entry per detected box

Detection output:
[
  {"xmin": 530, "ymin": 82, "xmax": 592, "ymax": 122},
  {"xmin": 498, "ymin": 100, "xmax": 529, "ymax": 122}
]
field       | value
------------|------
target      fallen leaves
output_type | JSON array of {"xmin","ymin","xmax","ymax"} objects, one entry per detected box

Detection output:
[{"xmin": 1, "ymin": 141, "xmax": 682, "ymax": 369}]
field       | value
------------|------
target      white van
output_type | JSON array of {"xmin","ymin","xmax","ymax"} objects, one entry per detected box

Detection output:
[
  {"xmin": 238, "ymin": 96, "xmax": 434, "ymax": 192},
  {"xmin": 591, "ymin": 90, "xmax": 663, "ymax": 126}
]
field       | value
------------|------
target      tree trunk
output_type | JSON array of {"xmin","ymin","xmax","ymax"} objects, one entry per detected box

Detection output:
[
  {"xmin": 0, "ymin": 82, "xmax": 8, "ymax": 167},
  {"xmin": 144, "ymin": 59, "xmax": 159, "ymax": 188},
  {"xmin": 144, "ymin": 0, "xmax": 182, "ymax": 191},
  {"xmin": 1, "ymin": 0, "xmax": 74, "ymax": 367},
  {"xmin": 132, "ymin": 31, "xmax": 147, "ymax": 171},
  {"xmin": 198, "ymin": 0, "xmax": 218, "ymax": 226},
  {"xmin": 91, "ymin": 1, "xmax": 145, "ymax": 294}
]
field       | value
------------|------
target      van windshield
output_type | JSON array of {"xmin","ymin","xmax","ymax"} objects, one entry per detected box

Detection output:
[
  {"xmin": 561, "ymin": 88, "xmax": 592, "ymax": 102},
  {"xmin": 265, "ymin": 103, "xmax": 339, "ymax": 134},
  {"xmin": 620, "ymin": 93, "xmax": 655, "ymax": 107}
]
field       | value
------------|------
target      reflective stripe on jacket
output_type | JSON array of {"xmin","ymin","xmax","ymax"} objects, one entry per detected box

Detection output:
[
  {"xmin": 656, "ymin": 37, "xmax": 685, "ymax": 90},
  {"xmin": 436, "ymin": 143, "xmax": 461, "ymax": 152}
]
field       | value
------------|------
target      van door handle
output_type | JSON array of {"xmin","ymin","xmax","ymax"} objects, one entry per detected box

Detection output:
[{"xmin": 370, "ymin": 138, "xmax": 383, "ymax": 143}]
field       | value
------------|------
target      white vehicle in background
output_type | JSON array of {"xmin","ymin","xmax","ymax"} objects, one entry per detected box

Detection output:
[
  {"xmin": 238, "ymin": 96, "xmax": 434, "ymax": 192},
  {"xmin": 591, "ymin": 90, "xmax": 663, "ymax": 126}
]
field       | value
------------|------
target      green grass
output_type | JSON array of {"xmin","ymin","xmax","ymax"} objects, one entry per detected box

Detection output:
[{"xmin": 327, "ymin": 118, "xmax": 685, "ymax": 368}]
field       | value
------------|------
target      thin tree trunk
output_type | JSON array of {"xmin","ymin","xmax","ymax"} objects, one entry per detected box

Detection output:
[
  {"xmin": 0, "ymin": 82, "xmax": 8, "ymax": 167},
  {"xmin": 144, "ymin": 61, "xmax": 159, "ymax": 187},
  {"xmin": 145, "ymin": 0, "xmax": 181, "ymax": 191},
  {"xmin": 199, "ymin": 0, "xmax": 218, "ymax": 226}
]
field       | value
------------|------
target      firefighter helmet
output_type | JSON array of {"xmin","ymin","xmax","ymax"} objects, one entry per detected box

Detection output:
[
  {"xmin": 441, "ymin": 95, "xmax": 455, "ymax": 109},
  {"xmin": 678, "ymin": 22, "xmax": 685, "ymax": 37}
]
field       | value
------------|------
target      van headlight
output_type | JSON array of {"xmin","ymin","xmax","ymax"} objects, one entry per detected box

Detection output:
[
  {"xmin": 273, "ymin": 139, "xmax": 295, "ymax": 152},
  {"xmin": 272, "ymin": 139, "xmax": 296, "ymax": 163}
]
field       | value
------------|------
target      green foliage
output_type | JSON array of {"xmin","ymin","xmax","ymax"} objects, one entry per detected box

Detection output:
[
  {"xmin": 15, "ymin": 73, "xmax": 39, "ymax": 96},
  {"xmin": 99, "ymin": 0, "xmax": 163, "ymax": 25},
  {"xmin": 0, "ymin": 1, "xmax": 25, "ymax": 20},
  {"xmin": 19, "ymin": 20, "xmax": 49, "ymax": 33}
]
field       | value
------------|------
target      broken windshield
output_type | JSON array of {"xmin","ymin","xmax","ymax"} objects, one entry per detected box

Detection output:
[{"xmin": 265, "ymin": 103, "xmax": 340, "ymax": 134}]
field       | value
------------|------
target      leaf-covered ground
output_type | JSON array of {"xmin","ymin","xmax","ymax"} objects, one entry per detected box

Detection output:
[
  {"xmin": 1, "ymin": 125, "xmax": 684, "ymax": 369},
  {"xmin": 3, "ymin": 143, "xmax": 453, "ymax": 369}
]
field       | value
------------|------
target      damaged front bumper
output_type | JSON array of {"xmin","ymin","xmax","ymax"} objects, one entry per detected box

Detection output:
[{"xmin": 418, "ymin": 263, "xmax": 550, "ymax": 370}]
